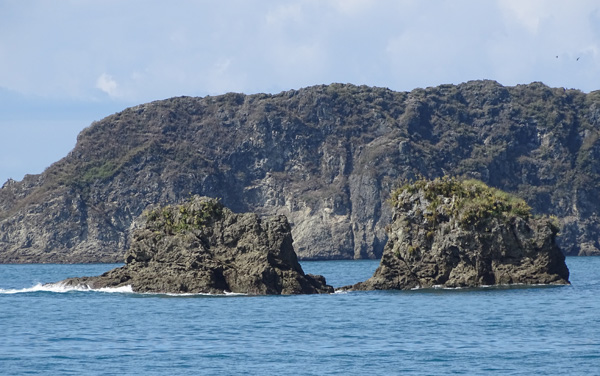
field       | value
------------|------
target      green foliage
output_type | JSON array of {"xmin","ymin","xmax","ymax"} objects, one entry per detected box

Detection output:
[
  {"xmin": 390, "ymin": 176, "xmax": 532, "ymax": 229},
  {"xmin": 407, "ymin": 245, "xmax": 419, "ymax": 254},
  {"xmin": 145, "ymin": 197, "xmax": 224, "ymax": 235},
  {"xmin": 548, "ymin": 215, "xmax": 561, "ymax": 234},
  {"xmin": 81, "ymin": 161, "xmax": 117, "ymax": 183}
]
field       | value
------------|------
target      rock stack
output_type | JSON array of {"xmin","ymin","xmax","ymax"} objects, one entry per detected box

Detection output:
[
  {"xmin": 349, "ymin": 177, "xmax": 570, "ymax": 290},
  {"xmin": 57, "ymin": 196, "xmax": 333, "ymax": 295}
]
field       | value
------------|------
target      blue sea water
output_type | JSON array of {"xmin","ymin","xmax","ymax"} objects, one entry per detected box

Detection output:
[{"xmin": 1, "ymin": 257, "xmax": 599, "ymax": 375}]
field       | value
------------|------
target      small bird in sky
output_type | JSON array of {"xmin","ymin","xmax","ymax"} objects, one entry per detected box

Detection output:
[{"xmin": 577, "ymin": 57, "xmax": 580, "ymax": 61}]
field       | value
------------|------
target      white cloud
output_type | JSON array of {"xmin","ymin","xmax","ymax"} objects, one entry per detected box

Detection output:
[
  {"xmin": 95, "ymin": 73, "xmax": 119, "ymax": 97},
  {"xmin": 499, "ymin": 0, "xmax": 549, "ymax": 34},
  {"xmin": 1, "ymin": 0, "xmax": 600, "ymax": 103},
  {"xmin": 265, "ymin": 3, "xmax": 304, "ymax": 27},
  {"xmin": 204, "ymin": 57, "xmax": 248, "ymax": 95},
  {"xmin": 490, "ymin": 0, "xmax": 600, "ymax": 88},
  {"xmin": 331, "ymin": 0, "xmax": 374, "ymax": 15}
]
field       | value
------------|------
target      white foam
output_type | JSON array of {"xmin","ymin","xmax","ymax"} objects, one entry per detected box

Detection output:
[
  {"xmin": 161, "ymin": 292, "xmax": 212, "ymax": 296},
  {"xmin": 224, "ymin": 291, "xmax": 246, "ymax": 296},
  {"xmin": 160, "ymin": 290, "xmax": 247, "ymax": 297},
  {"xmin": 0, "ymin": 282, "xmax": 133, "ymax": 294},
  {"xmin": 412, "ymin": 282, "xmax": 562, "ymax": 291},
  {"xmin": 95, "ymin": 285, "xmax": 134, "ymax": 293}
]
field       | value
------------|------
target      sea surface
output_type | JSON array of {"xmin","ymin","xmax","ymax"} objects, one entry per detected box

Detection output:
[{"xmin": 1, "ymin": 257, "xmax": 599, "ymax": 375}]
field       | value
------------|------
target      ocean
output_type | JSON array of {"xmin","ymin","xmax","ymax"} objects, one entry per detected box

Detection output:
[{"xmin": 1, "ymin": 257, "xmax": 599, "ymax": 375}]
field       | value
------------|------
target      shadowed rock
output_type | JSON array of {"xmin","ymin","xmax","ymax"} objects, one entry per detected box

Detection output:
[
  {"xmin": 346, "ymin": 178, "xmax": 570, "ymax": 291},
  {"xmin": 57, "ymin": 196, "xmax": 333, "ymax": 295}
]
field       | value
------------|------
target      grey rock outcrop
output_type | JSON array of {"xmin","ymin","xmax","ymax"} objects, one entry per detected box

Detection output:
[
  {"xmin": 2, "ymin": 81, "xmax": 600, "ymax": 263},
  {"xmin": 349, "ymin": 178, "xmax": 570, "ymax": 290},
  {"xmin": 57, "ymin": 196, "xmax": 333, "ymax": 294}
]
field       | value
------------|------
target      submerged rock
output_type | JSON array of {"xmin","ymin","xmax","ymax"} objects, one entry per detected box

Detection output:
[
  {"xmin": 348, "ymin": 177, "xmax": 570, "ymax": 291},
  {"xmin": 57, "ymin": 196, "xmax": 333, "ymax": 295}
]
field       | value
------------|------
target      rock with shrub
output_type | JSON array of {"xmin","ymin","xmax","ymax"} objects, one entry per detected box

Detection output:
[
  {"xmin": 349, "ymin": 177, "xmax": 570, "ymax": 290},
  {"xmin": 57, "ymin": 196, "xmax": 333, "ymax": 295}
]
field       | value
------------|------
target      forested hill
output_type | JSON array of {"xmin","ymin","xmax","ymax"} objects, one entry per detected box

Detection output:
[{"xmin": 1, "ymin": 80, "xmax": 600, "ymax": 262}]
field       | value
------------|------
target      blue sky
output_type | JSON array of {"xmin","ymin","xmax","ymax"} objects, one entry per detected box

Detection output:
[{"xmin": 1, "ymin": 0, "xmax": 600, "ymax": 184}]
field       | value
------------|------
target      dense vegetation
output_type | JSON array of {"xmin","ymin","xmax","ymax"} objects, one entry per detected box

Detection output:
[{"xmin": 390, "ymin": 177, "xmax": 533, "ymax": 229}]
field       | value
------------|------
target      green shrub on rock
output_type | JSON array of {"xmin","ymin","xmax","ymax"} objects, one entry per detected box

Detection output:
[
  {"xmin": 390, "ymin": 176, "xmax": 532, "ymax": 229},
  {"xmin": 144, "ymin": 196, "xmax": 224, "ymax": 235}
]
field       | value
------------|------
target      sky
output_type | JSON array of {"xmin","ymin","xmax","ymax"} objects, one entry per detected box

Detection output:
[{"xmin": 1, "ymin": 0, "xmax": 600, "ymax": 184}]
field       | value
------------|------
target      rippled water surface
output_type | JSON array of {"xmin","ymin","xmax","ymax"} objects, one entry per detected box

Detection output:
[{"xmin": 1, "ymin": 257, "xmax": 599, "ymax": 375}]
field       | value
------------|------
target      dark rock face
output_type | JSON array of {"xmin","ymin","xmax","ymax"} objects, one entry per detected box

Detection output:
[
  {"xmin": 2, "ymin": 81, "xmax": 600, "ymax": 263},
  {"xmin": 349, "ymin": 178, "xmax": 570, "ymax": 290},
  {"xmin": 57, "ymin": 197, "xmax": 333, "ymax": 295}
]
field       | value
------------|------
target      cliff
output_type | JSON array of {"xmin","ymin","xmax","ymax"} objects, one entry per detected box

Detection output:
[
  {"xmin": 56, "ymin": 196, "xmax": 333, "ymax": 294},
  {"xmin": 1, "ymin": 81, "xmax": 600, "ymax": 262},
  {"xmin": 349, "ymin": 178, "xmax": 570, "ymax": 290}
]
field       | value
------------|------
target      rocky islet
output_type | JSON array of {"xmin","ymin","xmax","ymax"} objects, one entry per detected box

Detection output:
[
  {"xmin": 347, "ymin": 177, "xmax": 570, "ymax": 291},
  {"xmin": 56, "ymin": 182, "xmax": 570, "ymax": 295},
  {"xmin": 57, "ymin": 196, "xmax": 333, "ymax": 295}
]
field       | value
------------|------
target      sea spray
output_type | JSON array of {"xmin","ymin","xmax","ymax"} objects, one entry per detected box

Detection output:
[{"xmin": 0, "ymin": 283, "xmax": 133, "ymax": 294}]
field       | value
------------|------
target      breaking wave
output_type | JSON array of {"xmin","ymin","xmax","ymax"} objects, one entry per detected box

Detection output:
[
  {"xmin": 0, "ymin": 283, "xmax": 133, "ymax": 294},
  {"xmin": 0, "ymin": 283, "xmax": 249, "ymax": 296}
]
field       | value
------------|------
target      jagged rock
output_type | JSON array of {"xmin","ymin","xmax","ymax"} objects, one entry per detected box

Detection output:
[
  {"xmin": 348, "ymin": 178, "xmax": 570, "ymax": 290},
  {"xmin": 2, "ymin": 81, "xmax": 600, "ymax": 263},
  {"xmin": 56, "ymin": 196, "xmax": 333, "ymax": 295}
]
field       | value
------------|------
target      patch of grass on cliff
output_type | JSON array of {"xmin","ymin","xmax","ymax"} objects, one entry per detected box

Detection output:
[
  {"xmin": 390, "ymin": 176, "xmax": 532, "ymax": 228},
  {"xmin": 146, "ymin": 197, "xmax": 224, "ymax": 235},
  {"xmin": 80, "ymin": 161, "xmax": 118, "ymax": 183}
]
